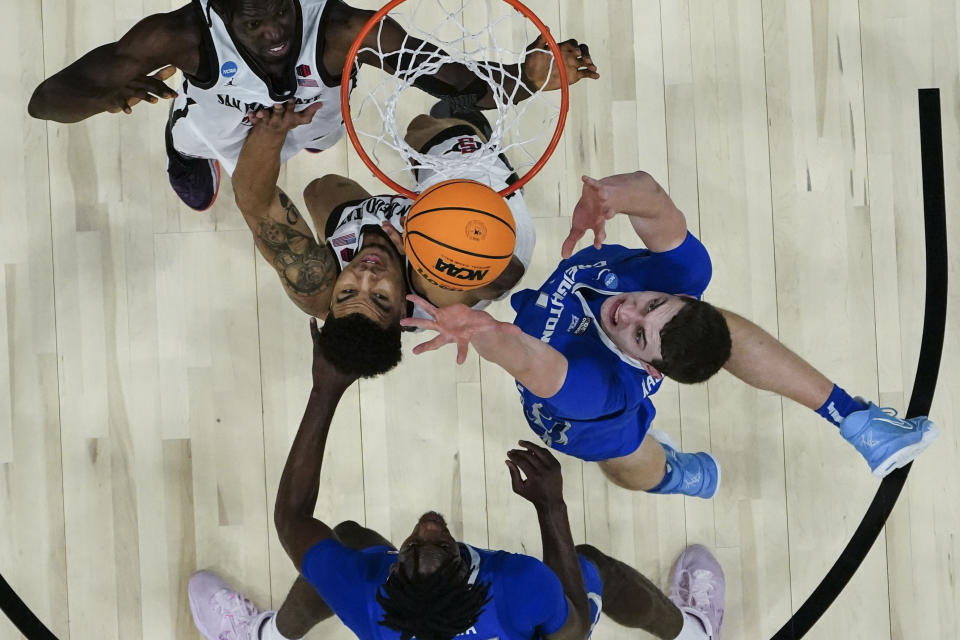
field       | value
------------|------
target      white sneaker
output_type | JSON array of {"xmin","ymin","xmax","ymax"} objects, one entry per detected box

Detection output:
[
  {"xmin": 188, "ymin": 570, "xmax": 270, "ymax": 640},
  {"xmin": 668, "ymin": 545, "xmax": 725, "ymax": 639}
]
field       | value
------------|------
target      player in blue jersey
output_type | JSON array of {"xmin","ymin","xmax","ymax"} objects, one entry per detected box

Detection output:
[
  {"xmin": 187, "ymin": 318, "xmax": 727, "ymax": 640},
  {"xmin": 402, "ymin": 171, "xmax": 938, "ymax": 497}
]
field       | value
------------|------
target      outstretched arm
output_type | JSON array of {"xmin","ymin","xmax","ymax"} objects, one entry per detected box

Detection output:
[
  {"xmin": 28, "ymin": 9, "xmax": 195, "ymax": 122},
  {"xmin": 507, "ymin": 442, "xmax": 589, "ymax": 640},
  {"xmin": 233, "ymin": 102, "xmax": 340, "ymax": 317},
  {"xmin": 400, "ymin": 295, "xmax": 569, "ymax": 398},
  {"xmin": 470, "ymin": 323, "xmax": 569, "ymax": 398},
  {"xmin": 325, "ymin": 1, "xmax": 597, "ymax": 108},
  {"xmin": 275, "ymin": 318, "xmax": 360, "ymax": 571},
  {"xmin": 561, "ymin": 172, "xmax": 688, "ymax": 257},
  {"xmin": 720, "ymin": 309, "xmax": 833, "ymax": 411}
]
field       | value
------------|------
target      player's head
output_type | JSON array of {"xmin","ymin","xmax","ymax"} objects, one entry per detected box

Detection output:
[
  {"xmin": 315, "ymin": 230, "xmax": 407, "ymax": 377},
  {"xmin": 209, "ymin": 0, "xmax": 297, "ymax": 64},
  {"xmin": 377, "ymin": 512, "xmax": 492, "ymax": 640},
  {"xmin": 330, "ymin": 229, "xmax": 408, "ymax": 324},
  {"xmin": 316, "ymin": 312, "xmax": 402, "ymax": 377},
  {"xmin": 599, "ymin": 292, "xmax": 731, "ymax": 383}
]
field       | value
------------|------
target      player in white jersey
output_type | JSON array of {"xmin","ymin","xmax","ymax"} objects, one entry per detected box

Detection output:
[
  {"xmin": 28, "ymin": 0, "xmax": 597, "ymax": 211},
  {"xmin": 231, "ymin": 100, "xmax": 533, "ymax": 376}
]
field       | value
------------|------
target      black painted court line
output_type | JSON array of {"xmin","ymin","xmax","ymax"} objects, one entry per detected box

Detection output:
[
  {"xmin": 0, "ymin": 573, "xmax": 58, "ymax": 640},
  {"xmin": 770, "ymin": 88, "xmax": 948, "ymax": 639}
]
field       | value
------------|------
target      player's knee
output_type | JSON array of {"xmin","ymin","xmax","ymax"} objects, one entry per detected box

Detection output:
[
  {"xmin": 333, "ymin": 520, "xmax": 363, "ymax": 539},
  {"xmin": 404, "ymin": 114, "xmax": 441, "ymax": 145},
  {"xmin": 406, "ymin": 113, "xmax": 438, "ymax": 131},
  {"xmin": 303, "ymin": 174, "xmax": 344, "ymax": 203},
  {"xmin": 575, "ymin": 544, "xmax": 610, "ymax": 576}
]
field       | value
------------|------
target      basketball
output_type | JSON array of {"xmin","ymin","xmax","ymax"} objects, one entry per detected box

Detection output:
[{"xmin": 404, "ymin": 179, "xmax": 517, "ymax": 291}]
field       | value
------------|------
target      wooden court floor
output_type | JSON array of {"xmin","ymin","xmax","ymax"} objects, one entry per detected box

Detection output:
[{"xmin": 2, "ymin": 1, "xmax": 959, "ymax": 639}]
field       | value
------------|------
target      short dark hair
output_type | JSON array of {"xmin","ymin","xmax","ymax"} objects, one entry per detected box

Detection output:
[
  {"xmin": 316, "ymin": 312, "xmax": 402, "ymax": 377},
  {"xmin": 652, "ymin": 298, "xmax": 731, "ymax": 384},
  {"xmin": 377, "ymin": 558, "xmax": 492, "ymax": 640}
]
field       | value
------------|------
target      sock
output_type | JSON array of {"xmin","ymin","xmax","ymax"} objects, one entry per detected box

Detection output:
[
  {"xmin": 815, "ymin": 384, "xmax": 867, "ymax": 426},
  {"xmin": 648, "ymin": 444, "xmax": 681, "ymax": 494},
  {"xmin": 672, "ymin": 610, "xmax": 711, "ymax": 640},
  {"xmin": 258, "ymin": 612, "xmax": 297, "ymax": 640}
]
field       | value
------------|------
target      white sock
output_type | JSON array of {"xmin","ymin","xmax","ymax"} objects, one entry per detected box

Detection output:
[
  {"xmin": 257, "ymin": 611, "xmax": 299, "ymax": 640},
  {"xmin": 672, "ymin": 609, "xmax": 712, "ymax": 640}
]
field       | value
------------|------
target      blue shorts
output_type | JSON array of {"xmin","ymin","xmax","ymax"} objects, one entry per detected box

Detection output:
[{"xmin": 578, "ymin": 554, "xmax": 604, "ymax": 638}]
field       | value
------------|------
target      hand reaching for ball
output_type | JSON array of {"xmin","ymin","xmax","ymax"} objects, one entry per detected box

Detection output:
[{"xmin": 400, "ymin": 294, "xmax": 522, "ymax": 364}]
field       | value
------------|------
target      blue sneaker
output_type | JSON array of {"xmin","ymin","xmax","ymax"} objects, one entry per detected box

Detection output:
[
  {"xmin": 840, "ymin": 400, "xmax": 939, "ymax": 477},
  {"xmin": 648, "ymin": 430, "xmax": 721, "ymax": 499}
]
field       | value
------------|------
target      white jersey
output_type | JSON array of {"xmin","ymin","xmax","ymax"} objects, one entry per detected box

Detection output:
[
  {"xmin": 169, "ymin": 0, "xmax": 348, "ymax": 174},
  {"xmin": 324, "ymin": 130, "xmax": 535, "ymax": 321}
]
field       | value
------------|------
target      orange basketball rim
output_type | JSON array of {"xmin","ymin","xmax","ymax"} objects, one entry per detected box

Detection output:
[{"xmin": 340, "ymin": 0, "xmax": 569, "ymax": 200}]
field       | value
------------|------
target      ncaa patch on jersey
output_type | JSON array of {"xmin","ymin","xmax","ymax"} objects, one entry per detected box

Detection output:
[
  {"xmin": 221, "ymin": 61, "xmax": 238, "ymax": 78},
  {"xmin": 602, "ymin": 271, "xmax": 619, "ymax": 288},
  {"xmin": 571, "ymin": 316, "xmax": 593, "ymax": 335}
]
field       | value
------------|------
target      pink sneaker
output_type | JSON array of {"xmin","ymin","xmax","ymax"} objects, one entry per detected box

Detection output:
[
  {"xmin": 668, "ymin": 545, "xmax": 725, "ymax": 639},
  {"xmin": 188, "ymin": 570, "xmax": 271, "ymax": 640}
]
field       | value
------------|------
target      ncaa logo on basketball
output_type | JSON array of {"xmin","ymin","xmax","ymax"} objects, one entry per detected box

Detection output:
[
  {"xmin": 465, "ymin": 220, "xmax": 487, "ymax": 242},
  {"xmin": 434, "ymin": 258, "xmax": 489, "ymax": 282},
  {"xmin": 221, "ymin": 61, "xmax": 238, "ymax": 78}
]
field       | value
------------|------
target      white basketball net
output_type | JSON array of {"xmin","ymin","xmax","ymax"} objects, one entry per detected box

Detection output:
[{"xmin": 346, "ymin": 0, "xmax": 564, "ymax": 194}]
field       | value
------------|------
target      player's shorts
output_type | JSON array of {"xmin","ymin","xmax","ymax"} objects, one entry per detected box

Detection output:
[
  {"xmin": 517, "ymin": 383, "xmax": 654, "ymax": 463},
  {"xmin": 578, "ymin": 554, "xmax": 605, "ymax": 638},
  {"xmin": 168, "ymin": 103, "xmax": 345, "ymax": 176},
  {"xmin": 531, "ymin": 417, "xmax": 652, "ymax": 463}
]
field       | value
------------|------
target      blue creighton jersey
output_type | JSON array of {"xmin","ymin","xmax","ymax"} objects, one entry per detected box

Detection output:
[
  {"xmin": 509, "ymin": 234, "xmax": 712, "ymax": 461},
  {"xmin": 301, "ymin": 539, "xmax": 603, "ymax": 640}
]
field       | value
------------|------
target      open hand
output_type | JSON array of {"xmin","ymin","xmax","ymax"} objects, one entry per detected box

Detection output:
[
  {"xmin": 506, "ymin": 440, "xmax": 564, "ymax": 509},
  {"xmin": 379, "ymin": 217, "xmax": 406, "ymax": 257},
  {"xmin": 399, "ymin": 294, "xmax": 521, "ymax": 364},
  {"xmin": 106, "ymin": 66, "xmax": 178, "ymax": 115},
  {"xmin": 251, "ymin": 99, "xmax": 323, "ymax": 134},
  {"xmin": 561, "ymin": 175, "xmax": 616, "ymax": 258},
  {"xmin": 522, "ymin": 35, "xmax": 599, "ymax": 92},
  {"xmin": 310, "ymin": 317, "xmax": 359, "ymax": 390}
]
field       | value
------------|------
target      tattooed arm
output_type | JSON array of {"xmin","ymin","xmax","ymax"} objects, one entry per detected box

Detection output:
[
  {"xmin": 249, "ymin": 191, "xmax": 340, "ymax": 317},
  {"xmin": 234, "ymin": 102, "xmax": 339, "ymax": 317}
]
